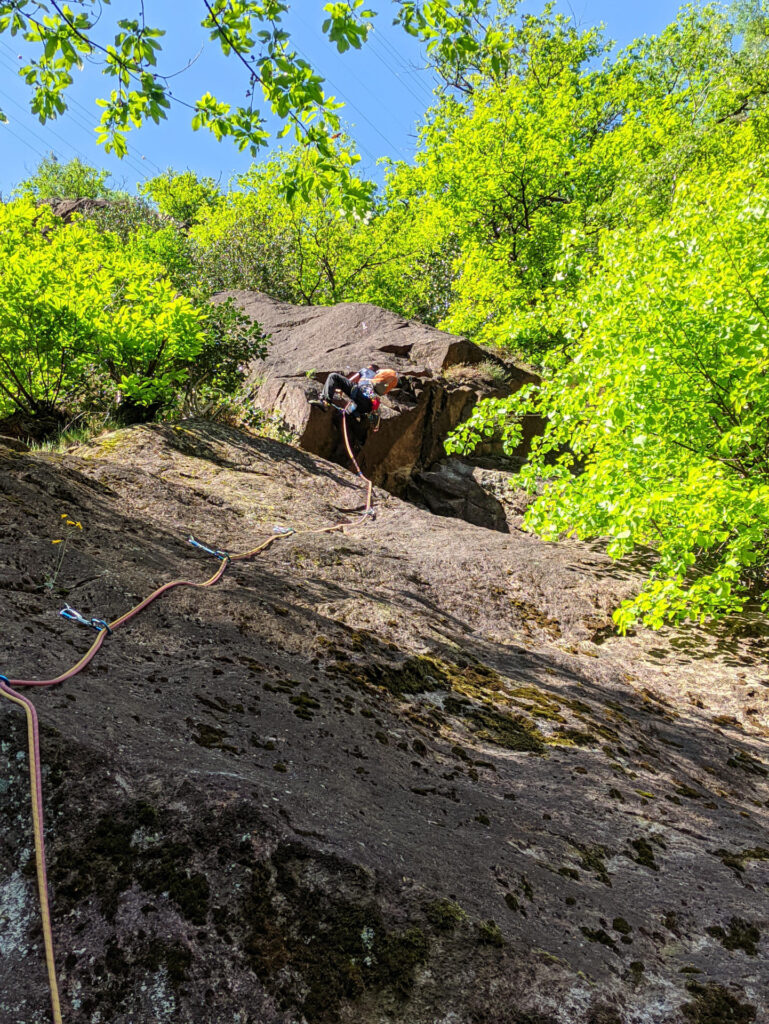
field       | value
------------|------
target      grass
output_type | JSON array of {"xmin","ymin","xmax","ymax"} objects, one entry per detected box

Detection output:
[
  {"xmin": 442, "ymin": 360, "xmax": 511, "ymax": 385},
  {"xmin": 27, "ymin": 417, "xmax": 117, "ymax": 453}
]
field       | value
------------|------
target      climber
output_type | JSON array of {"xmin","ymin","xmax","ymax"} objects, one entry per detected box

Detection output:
[{"xmin": 314, "ymin": 366, "xmax": 399, "ymax": 430}]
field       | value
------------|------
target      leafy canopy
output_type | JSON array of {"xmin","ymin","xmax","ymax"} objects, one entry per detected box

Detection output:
[
  {"xmin": 0, "ymin": 0, "xmax": 508, "ymax": 207},
  {"xmin": 446, "ymin": 109, "xmax": 769, "ymax": 629},
  {"xmin": 0, "ymin": 197, "xmax": 266, "ymax": 424},
  {"xmin": 11, "ymin": 153, "xmax": 114, "ymax": 199}
]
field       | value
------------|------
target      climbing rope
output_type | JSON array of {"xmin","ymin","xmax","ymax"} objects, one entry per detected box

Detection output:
[
  {"xmin": 0, "ymin": 443, "xmax": 376, "ymax": 1024},
  {"xmin": 341, "ymin": 408, "xmax": 374, "ymax": 516},
  {"xmin": 0, "ymin": 675, "xmax": 63, "ymax": 1024}
]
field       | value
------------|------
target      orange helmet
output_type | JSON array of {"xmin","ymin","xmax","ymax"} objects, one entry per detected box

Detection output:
[{"xmin": 372, "ymin": 369, "xmax": 398, "ymax": 395}]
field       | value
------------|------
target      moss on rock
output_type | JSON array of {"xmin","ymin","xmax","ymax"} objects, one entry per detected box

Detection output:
[
  {"xmin": 681, "ymin": 981, "xmax": 756, "ymax": 1024},
  {"xmin": 242, "ymin": 843, "xmax": 430, "ymax": 1022}
]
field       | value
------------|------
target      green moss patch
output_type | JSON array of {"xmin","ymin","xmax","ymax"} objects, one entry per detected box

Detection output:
[
  {"xmin": 726, "ymin": 751, "xmax": 768, "ymax": 777},
  {"xmin": 186, "ymin": 718, "xmax": 239, "ymax": 753},
  {"xmin": 243, "ymin": 843, "xmax": 430, "ymax": 1023},
  {"xmin": 51, "ymin": 800, "xmax": 209, "ymax": 924},
  {"xmin": 681, "ymin": 982, "xmax": 756, "ymax": 1024},
  {"xmin": 628, "ymin": 838, "xmax": 658, "ymax": 871},
  {"xmin": 573, "ymin": 844, "xmax": 612, "ymax": 886},
  {"xmin": 350, "ymin": 654, "xmax": 451, "ymax": 696},
  {"xmin": 424, "ymin": 897, "xmax": 466, "ymax": 932},
  {"xmin": 580, "ymin": 926, "xmax": 618, "ymax": 952},
  {"xmin": 464, "ymin": 706, "xmax": 545, "ymax": 752},
  {"xmin": 712, "ymin": 846, "xmax": 769, "ymax": 874},
  {"xmin": 706, "ymin": 918, "xmax": 760, "ymax": 956},
  {"xmin": 476, "ymin": 920, "xmax": 505, "ymax": 947},
  {"xmin": 507, "ymin": 684, "xmax": 565, "ymax": 722}
]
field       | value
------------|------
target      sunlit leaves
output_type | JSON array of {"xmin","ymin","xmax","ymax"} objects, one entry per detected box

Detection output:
[
  {"xmin": 448, "ymin": 136, "xmax": 769, "ymax": 629},
  {"xmin": 0, "ymin": 1, "xmax": 385, "ymax": 209},
  {"xmin": 0, "ymin": 198, "xmax": 206, "ymax": 417},
  {"xmin": 322, "ymin": 1, "xmax": 374, "ymax": 52}
]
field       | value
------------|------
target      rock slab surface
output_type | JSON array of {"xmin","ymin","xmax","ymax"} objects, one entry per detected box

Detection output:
[{"xmin": 0, "ymin": 422, "xmax": 768, "ymax": 1024}]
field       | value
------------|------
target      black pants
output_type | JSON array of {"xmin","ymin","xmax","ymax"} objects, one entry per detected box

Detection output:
[{"xmin": 321, "ymin": 373, "xmax": 374, "ymax": 416}]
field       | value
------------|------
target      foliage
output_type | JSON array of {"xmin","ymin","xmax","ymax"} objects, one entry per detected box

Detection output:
[
  {"xmin": 189, "ymin": 149, "xmax": 451, "ymax": 321},
  {"xmin": 138, "ymin": 169, "xmax": 222, "ymax": 227},
  {"xmin": 44, "ymin": 510, "xmax": 83, "ymax": 592},
  {"xmin": 447, "ymin": 132, "xmax": 769, "ymax": 629},
  {"xmin": 432, "ymin": 1, "xmax": 769, "ymax": 629},
  {"xmin": 410, "ymin": 4, "xmax": 614, "ymax": 356},
  {"xmin": 12, "ymin": 154, "xmax": 114, "ymax": 199},
  {"xmin": 180, "ymin": 297, "xmax": 268, "ymax": 416},
  {"xmin": 0, "ymin": 200, "xmax": 104, "ymax": 419},
  {"xmin": 0, "ymin": 199, "xmax": 264, "ymax": 429},
  {"xmin": 80, "ymin": 192, "xmax": 166, "ymax": 241},
  {"xmin": 0, "ymin": 0, "xmax": 448, "ymax": 208},
  {"xmin": 0, "ymin": 1, "xmax": 559, "ymax": 208}
]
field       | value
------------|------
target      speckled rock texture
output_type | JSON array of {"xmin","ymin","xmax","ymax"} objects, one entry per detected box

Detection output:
[
  {"xmin": 1, "ymin": 421, "xmax": 767, "ymax": 1024},
  {"xmin": 214, "ymin": 290, "xmax": 539, "ymax": 495}
]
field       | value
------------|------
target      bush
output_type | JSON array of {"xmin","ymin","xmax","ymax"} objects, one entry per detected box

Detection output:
[
  {"xmin": 12, "ymin": 155, "xmax": 114, "ymax": 200},
  {"xmin": 0, "ymin": 200, "xmax": 265, "ymax": 435}
]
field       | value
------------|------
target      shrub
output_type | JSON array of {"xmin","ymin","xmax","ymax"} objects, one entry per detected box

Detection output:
[{"xmin": 0, "ymin": 200, "xmax": 265, "ymax": 433}]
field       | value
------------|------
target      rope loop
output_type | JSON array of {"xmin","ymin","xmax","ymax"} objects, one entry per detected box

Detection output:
[
  {"xmin": 90, "ymin": 618, "xmax": 112, "ymax": 635},
  {"xmin": 187, "ymin": 535, "xmax": 229, "ymax": 560}
]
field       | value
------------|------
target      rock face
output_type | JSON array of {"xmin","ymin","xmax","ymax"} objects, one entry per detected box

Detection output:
[
  {"xmin": 216, "ymin": 291, "xmax": 538, "ymax": 496},
  {"xmin": 405, "ymin": 457, "xmax": 534, "ymax": 533},
  {"xmin": 1, "ymin": 422, "xmax": 768, "ymax": 1024},
  {"xmin": 44, "ymin": 197, "xmax": 110, "ymax": 223}
]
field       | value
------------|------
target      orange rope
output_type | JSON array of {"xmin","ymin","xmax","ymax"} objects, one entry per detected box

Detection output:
[{"xmin": 341, "ymin": 411, "xmax": 374, "ymax": 517}]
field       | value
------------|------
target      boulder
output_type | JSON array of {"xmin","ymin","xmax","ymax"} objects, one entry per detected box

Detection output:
[
  {"xmin": 408, "ymin": 457, "xmax": 540, "ymax": 533},
  {"xmin": 215, "ymin": 291, "xmax": 537, "ymax": 494},
  {"xmin": 406, "ymin": 458, "xmax": 511, "ymax": 532},
  {"xmin": 43, "ymin": 197, "xmax": 110, "ymax": 223}
]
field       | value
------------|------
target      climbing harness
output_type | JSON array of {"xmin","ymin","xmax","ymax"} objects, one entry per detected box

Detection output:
[{"xmin": 0, "ymin": 453, "xmax": 375, "ymax": 1024}]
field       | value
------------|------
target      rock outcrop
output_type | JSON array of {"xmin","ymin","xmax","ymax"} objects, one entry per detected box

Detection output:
[
  {"xmin": 1, "ymin": 422, "xmax": 768, "ymax": 1024},
  {"xmin": 216, "ymin": 291, "xmax": 538, "ymax": 496},
  {"xmin": 44, "ymin": 197, "xmax": 110, "ymax": 223}
]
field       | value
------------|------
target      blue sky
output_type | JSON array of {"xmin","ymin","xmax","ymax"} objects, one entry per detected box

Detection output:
[{"xmin": 0, "ymin": 1, "xmax": 686, "ymax": 196}]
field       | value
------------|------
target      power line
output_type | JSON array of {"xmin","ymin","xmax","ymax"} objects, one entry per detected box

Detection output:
[
  {"xmin": 0, "ymin": 38, "xmax": 162, "ymax": 178},
  {"xmin": 290, "ymin": 40, "xmax": 410, "ymax": 163},
  {"xmin": 0, "ymin": 84, "xmax": 96, "ymax": 168},
  {"xmin": 1, "ymin": 120, "xmax": 48, "ymax": 161},
  {"xmin": 0, "ymin": 77, "xmax": 148, "ymax": 185},
  {"xmin": 368, "ymin": 28, "xmax": 436, "ymax": 108}
]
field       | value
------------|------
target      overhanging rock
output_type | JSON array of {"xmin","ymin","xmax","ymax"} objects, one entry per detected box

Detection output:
[{"xmin": 215, "ymin": 290, "xmax": 538, "ymax": 494}]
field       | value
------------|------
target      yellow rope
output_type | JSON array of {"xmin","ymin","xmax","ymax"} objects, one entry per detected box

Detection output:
[{"xmin": 0, "ymin": 683, "xmax": 63, "ymax": 1024}]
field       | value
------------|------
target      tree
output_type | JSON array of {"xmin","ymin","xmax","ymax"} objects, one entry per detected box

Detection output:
[
  {"xmin": 138, "ymin": 170, "xmax": 222, "ymax": 228},
  {"xmin": 188, "ymin": 148, "xmax": 453, "ymax": 321},
  {"xmin": 447, "ymin": 122, "xmax": 769, "ymax": 630},
  {"xmin": 0, "ymin": 1, "xmax": 507, "ymax": 207},
  {"xmin": 12, "ymin": 154, "xmax": 113, "ymax": 199},
  {"xmin": 0, "ymin": 198, "xmax": 265, "ymax": 431}
]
